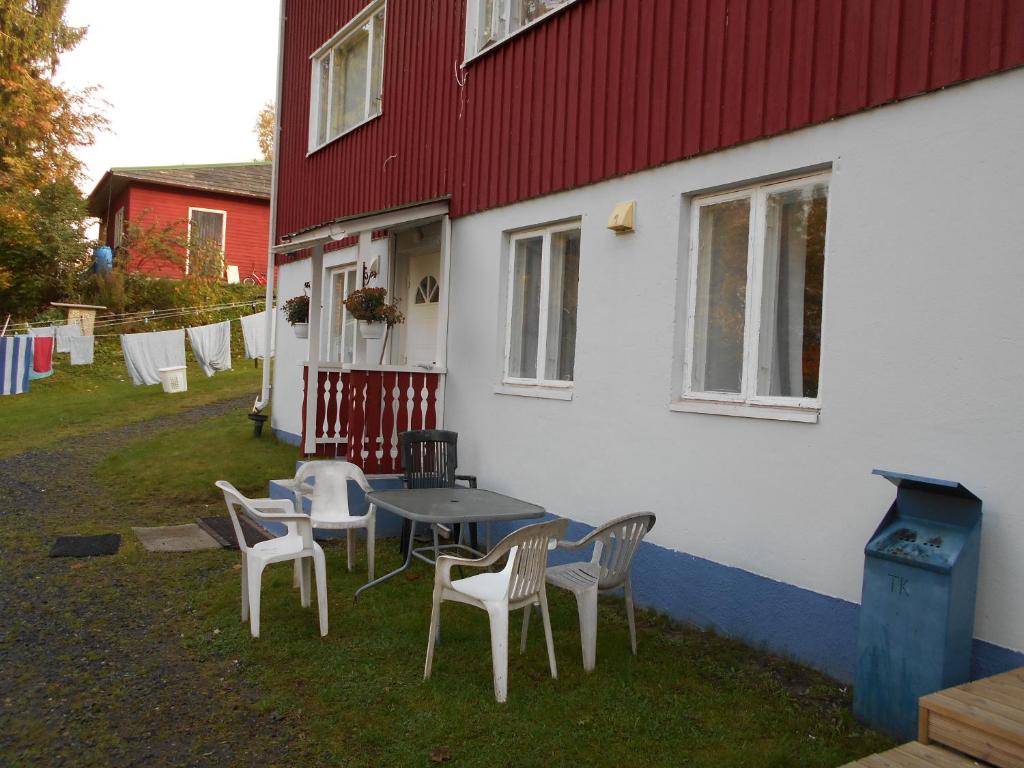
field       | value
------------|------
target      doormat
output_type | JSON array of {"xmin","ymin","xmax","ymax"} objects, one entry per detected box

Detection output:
[
  {"xmin": 49, "ymin": 534, "xmax": 121, "ymax": 558},
  {"xmin": 196, "ymin": 516, "xmax": 271, "ymax": 549},
  {"xmin": 133, "ymin": 524, "xmax": 220, "ymax": 553}
]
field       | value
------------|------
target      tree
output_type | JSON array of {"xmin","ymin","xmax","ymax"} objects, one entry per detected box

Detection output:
[
  {"xmin": 254, "ymin": 101, "xmax": 274, "ymax": 162},
  {"xmin": 0, "ymin": 0, "xmax": 106, "ymax": 318}
]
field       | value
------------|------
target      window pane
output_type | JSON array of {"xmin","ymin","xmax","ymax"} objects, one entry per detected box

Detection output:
[
  {"xmin": 691, "ymin": 198, "xmax": 750, "ymax": 394},
  {"xmin": 330, "ymin": 271, "xmax": 346, "ymax": 361},
  {"xmin": 369, "ymin": 10, "xmax": 385, "ymax": 116},
  {"xmin": 511, "ymin": 0, "xmax": 570, "ymax": 33},
  {"xmin": 316, "ymin": 57, "xmax": 330, "ymax": 145},
  {"xmin": 343, "ymin": 269, "xmax": 357, "ymax": 363},
  {"xmin": 544, "ymin": 228, "xmax": 580, "ymax": 381},
  {"xmin": 508, "ymin": 236, "xmax": 543, "ymax": 379},
  {"xmin": 330, "ymin": 24, "xmax": 369, "ymax": 137},
  {"xmin": 756, "ymin": 182, "xmax": 829, "ymax": 399},
  {"xmin": 478, "ymin": 0, "xmax": 497, "ymax": 49}
]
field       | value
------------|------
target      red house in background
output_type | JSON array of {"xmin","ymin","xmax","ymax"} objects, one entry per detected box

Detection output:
[{"xmin": 87, "ymin": 162, "xmax": 272, "ymax": 281}]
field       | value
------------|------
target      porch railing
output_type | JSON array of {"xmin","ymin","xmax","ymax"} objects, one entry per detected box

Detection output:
[{"xmin": 301, "ymin": 363, "xmax": 443, "ymax": 474}]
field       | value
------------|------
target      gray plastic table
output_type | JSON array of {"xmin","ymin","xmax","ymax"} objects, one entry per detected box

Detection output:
[{"xmin": 354, "ymin": 487, "xmax": 545, "ymax": 600}]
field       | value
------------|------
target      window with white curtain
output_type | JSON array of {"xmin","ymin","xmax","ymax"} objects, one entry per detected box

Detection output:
[
  {"xmin": 465, "ymin": 0, "xmax": 577, "ymax": 58},
  {"xmin": 309, "ymin": 2, "xmax": 385, "ymax": 151},
  {"xmin": 329, "ymin": 266, "xmax": 359, "ymax": 364},
  {"xmin": 684, "ymin": 172, "xmax": 830, "ymax": 409},
  {"xmin": 504, "ymin": 222, "xmax": 581, "ymax": 386}
]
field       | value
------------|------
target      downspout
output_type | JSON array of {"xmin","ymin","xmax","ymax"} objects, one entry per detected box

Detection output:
[{"xmin": 253, "ymin": 0, "xmax": 287, "ymax": 413}]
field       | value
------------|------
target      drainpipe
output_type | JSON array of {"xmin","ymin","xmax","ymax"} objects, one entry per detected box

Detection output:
[{"xmin": 253, "ymin": 0, "xmax": 287, "ymax": 414}]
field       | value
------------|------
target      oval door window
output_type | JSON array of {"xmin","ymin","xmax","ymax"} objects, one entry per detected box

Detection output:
[{"xmin": 415, "ymin": 275, "xmax": 439, "ymax": 304}]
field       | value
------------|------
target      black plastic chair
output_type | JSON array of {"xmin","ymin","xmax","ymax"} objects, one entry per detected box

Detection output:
[{"xmin": 398, "ymin": 430, "xmax": 478, "ymax": 555}]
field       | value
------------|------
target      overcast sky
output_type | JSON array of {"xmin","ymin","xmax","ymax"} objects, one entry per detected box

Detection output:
[{"xmin": 58, "ymin": 0, "xmax": 280, "ymax": 199}]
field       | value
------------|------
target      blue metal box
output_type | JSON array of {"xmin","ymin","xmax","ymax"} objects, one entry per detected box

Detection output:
[{"xmin": 853, "ymin": 470, "xmax": 982, "ymax": 741}]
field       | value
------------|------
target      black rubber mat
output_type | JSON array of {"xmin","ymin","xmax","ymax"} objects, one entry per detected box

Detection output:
[
  {"xmin": 196, "ymin": 516, "xmax": 271, "ymax": 549},
  {"xmin": 49, "ymin": 534, "xmax": 121, "ymax": 558}
]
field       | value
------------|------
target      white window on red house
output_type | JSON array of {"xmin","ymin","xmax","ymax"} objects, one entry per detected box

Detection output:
[
  {"xmin": 187, "ymin": 208, "xmax": 226, "ymax": 276},
  {"xmin": 504, "ymin": 223, "xmax": 581, "ymax": 386},
  {"xmin": 310, "ymin": 2, "xmax": 386, "ymax": 151},
  {"xmin": 328, "ymin": 265, "xmax": 359, "ymax": 363},
  {"xmin": 466, "ymin": 0, "xmax": 576, "ymax": 57},
  {"xmin": 112, "ymin": 206, "xmax": 125, "ymax": 250},
  {"xmin": 684, "ymin": 172, "xmax": 830, "ymax": 408}
]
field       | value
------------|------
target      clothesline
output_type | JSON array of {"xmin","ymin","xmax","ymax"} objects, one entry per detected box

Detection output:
[
  {"xmin": 89, "ymin": 305, "xmax": 272, "ymax": 332},
  {"xmin": 18, "ymin": 300, "xmax": 271, "ymax": 329},
  {"xmin": 92, "ymin": 311, "xmax": 273, "ymax": 337}
]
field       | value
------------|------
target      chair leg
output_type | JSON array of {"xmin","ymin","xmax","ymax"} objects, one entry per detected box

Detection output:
[
  {"xmin": 486, "ymin": 605, "xmax": 510, "ymax": 703},
  {"xmin": 366, "ymin": 518, "xmax": 375, "ymax": 582},
  {"xmin": 292, "ymin": 559, "xmax": 301, "ymax": 589},
  {"xmin": 313, "ymin": 548, "xmax": 328, "ymax": 637},
  {"xmin": 299, "ymin": 557, "xmax": 311, "ymax": 608},
  {"xmin": 239, "ymin": 557, "xmax": 249, "ymax": 623},
  {"xmin": 539, "ymin": 591, "xmax": 558, "ymax": 679},
  {"xmin": 624, "ymin": 577, "xmax": 638, "ymax": 656},
  {"xmin": 346, "ymin": 530, "xmax": 355, "ymax": 572},
  {"xmin": 576, "ymin": 589, "xmax": 598, "ymax": 672},
  {"xmin": 424, "ymin": 587, "xmax": 442, "ymax": 680},
  {"xmin": 520, "ymin": 604, "xmax": 531, "ymax": 654},
  {"xmin": 247, "ymin": 562, "xmax": 265, "ymax": 638}
]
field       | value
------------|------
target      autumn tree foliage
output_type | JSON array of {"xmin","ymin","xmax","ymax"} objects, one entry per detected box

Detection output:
[
  {"xmin": 0, "ymin": 0, "xmax": 105, "ymax": 317},
  {"xmin": 254, "ymin": 101, "xmax": 274, "ymax": 162}
]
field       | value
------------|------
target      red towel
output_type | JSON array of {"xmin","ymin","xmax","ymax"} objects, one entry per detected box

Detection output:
[{"xmin": 32, "ymin": 336, "xmax": 54, "ymax": 379}]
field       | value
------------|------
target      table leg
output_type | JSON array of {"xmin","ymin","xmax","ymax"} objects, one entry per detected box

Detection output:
[{"xmin": 355, "ymin": 520, "xmax": 417, "ymax": 602}]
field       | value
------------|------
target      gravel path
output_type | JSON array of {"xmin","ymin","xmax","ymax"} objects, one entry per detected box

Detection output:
[{"xmin": 0, "ymin": 398, "xmax": 310, "ymax": 767}]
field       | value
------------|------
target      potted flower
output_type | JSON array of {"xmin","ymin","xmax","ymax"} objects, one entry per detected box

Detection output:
[
  {"xmin": 343, "ymin": 286, "xmax": 404, "ymax": 363},
  {"xmin": 282, "ymin": 294, "xmax": 310, "ymax": 338}
]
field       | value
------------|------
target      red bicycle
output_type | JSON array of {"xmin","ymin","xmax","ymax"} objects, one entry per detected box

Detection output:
[{"xmin": 242, "ymin": 272, "xmax": 267, "ymax": 287}]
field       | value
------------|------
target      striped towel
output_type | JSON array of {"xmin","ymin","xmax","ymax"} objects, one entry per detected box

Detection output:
[{"xmin": 0, "ymin": 335, "xmax": 34, "ymax": 395}]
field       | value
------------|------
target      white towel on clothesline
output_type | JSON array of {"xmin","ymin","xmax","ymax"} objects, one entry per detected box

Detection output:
[
  {"xmin": 186, "ymin": 321, "xmax": 232, "ymax": 377},
  {"xmin": 69, "ymin": 335, "xmax": 94, "ymax": 366},
  {"xmin": 239, "ymin": 311, "xmax": 274, "ymax": 360},
  {"xmin": 54, "ymin": 323, "xmax": 81, "ymax": 353},
  {"xmin": 120, "ymin": 329, "xmax": 185, "ymax": 386},
  {"xmin": 29, "ymin": 326, "xmax": 55, "ymax": 338}
]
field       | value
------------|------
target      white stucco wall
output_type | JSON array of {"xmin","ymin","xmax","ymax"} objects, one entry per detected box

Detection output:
[{"xmin": 441, "ymin": 70, "xmax": 1024, "ymax": 654}]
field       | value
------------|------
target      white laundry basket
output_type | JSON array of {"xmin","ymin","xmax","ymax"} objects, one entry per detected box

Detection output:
[{"xmin": 158, "ymin": 365, "xmax": 188, "ymax": 393}]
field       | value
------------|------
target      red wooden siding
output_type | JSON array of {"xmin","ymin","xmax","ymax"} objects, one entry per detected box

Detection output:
[
  {"xmin": 277, "ymin": 0, "xmax": 1024, "ymax": 238},
  {"xmin": 99, "ymin": 183, "xmax": 270, "ymax": 279}
]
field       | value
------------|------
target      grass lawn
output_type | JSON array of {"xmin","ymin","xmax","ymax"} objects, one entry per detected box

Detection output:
[
  {"xmin": 0, "ymin": 333, "xmax": 265, "ymax": 458},
  {"xmin": 87, "ymin": 410, "xmax": 894, "ymax": 768}
]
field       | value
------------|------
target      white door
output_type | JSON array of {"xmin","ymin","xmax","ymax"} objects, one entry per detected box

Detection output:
[{"xmin": 405, "ymin": 250, "xmax": 440, "ymax": 365}]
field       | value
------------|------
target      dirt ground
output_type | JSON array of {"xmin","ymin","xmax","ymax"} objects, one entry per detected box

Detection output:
[{"xmin": 0, "ymin": 398, "xmax": 310, "ymax": 767}]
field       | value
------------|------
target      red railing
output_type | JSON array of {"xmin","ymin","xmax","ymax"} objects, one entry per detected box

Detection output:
[{"xmin": 301, "ymin": 364, "xmax": 442, "ymax": 474}]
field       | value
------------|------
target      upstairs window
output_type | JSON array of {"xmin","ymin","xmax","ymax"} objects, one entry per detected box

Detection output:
[
  {"xmin": 683, "ymin": 172, "xmax": 830, "ymax": 411},
  {"xmin": 465, "ymin": 0, "xmax": 577, "ymax": 58},
  {"xmin": 309, "ymin": 2, "xmax": 386, "ymax": 151},
  {"xmin": 504, "ymin": 222, "xmax": 581, "ymax": 387}
]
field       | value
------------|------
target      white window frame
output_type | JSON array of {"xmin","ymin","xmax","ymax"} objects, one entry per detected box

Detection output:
[
  {"xmin": 327, "ymin": 263, "xmax": 359, "ymax": 364},
  {"xmin": 463, "ymin": 0, "xmax": 582, "ymax": 64},
  {"xmin": 501, "ymin": 220, "xmax": 581, "ymax": 390},
  {"xmin": 679, "ymin": 171, "xmax": 831, "ymax": 419},
  {"xmin": 186, "ymin": 206, "xmax": 227, "ymax": 276},
  {"xmin": 112, "ymin": 206, "xmax": 124, "ymax": 249},
  {"xmin": 308, "ymin": 1, "xmax": 386, "ymax": 154}
]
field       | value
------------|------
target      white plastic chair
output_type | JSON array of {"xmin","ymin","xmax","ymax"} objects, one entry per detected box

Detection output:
[
  {"xmin": 215, "ymin": 480, "xmax": 328, "ymax": 639},
  {"xmin": 424, "ymin": 517, "xmax": 568, "ymax": 703},
  {"xmin": 523, "ymin": 512, "xmax": 655, "ymax": 672},
  {"xmin": 288, "ymin": 460, "xmax": 377, "ymax": 581}
]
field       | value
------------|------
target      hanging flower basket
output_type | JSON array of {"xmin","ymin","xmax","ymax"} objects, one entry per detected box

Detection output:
[
  {"xmin": 282, "ymin": 295, "xmax": 310, "ymax": 338},
  {"xmin": 344, "ymin": 287, "xmax": 404, "ymax": 364}
]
